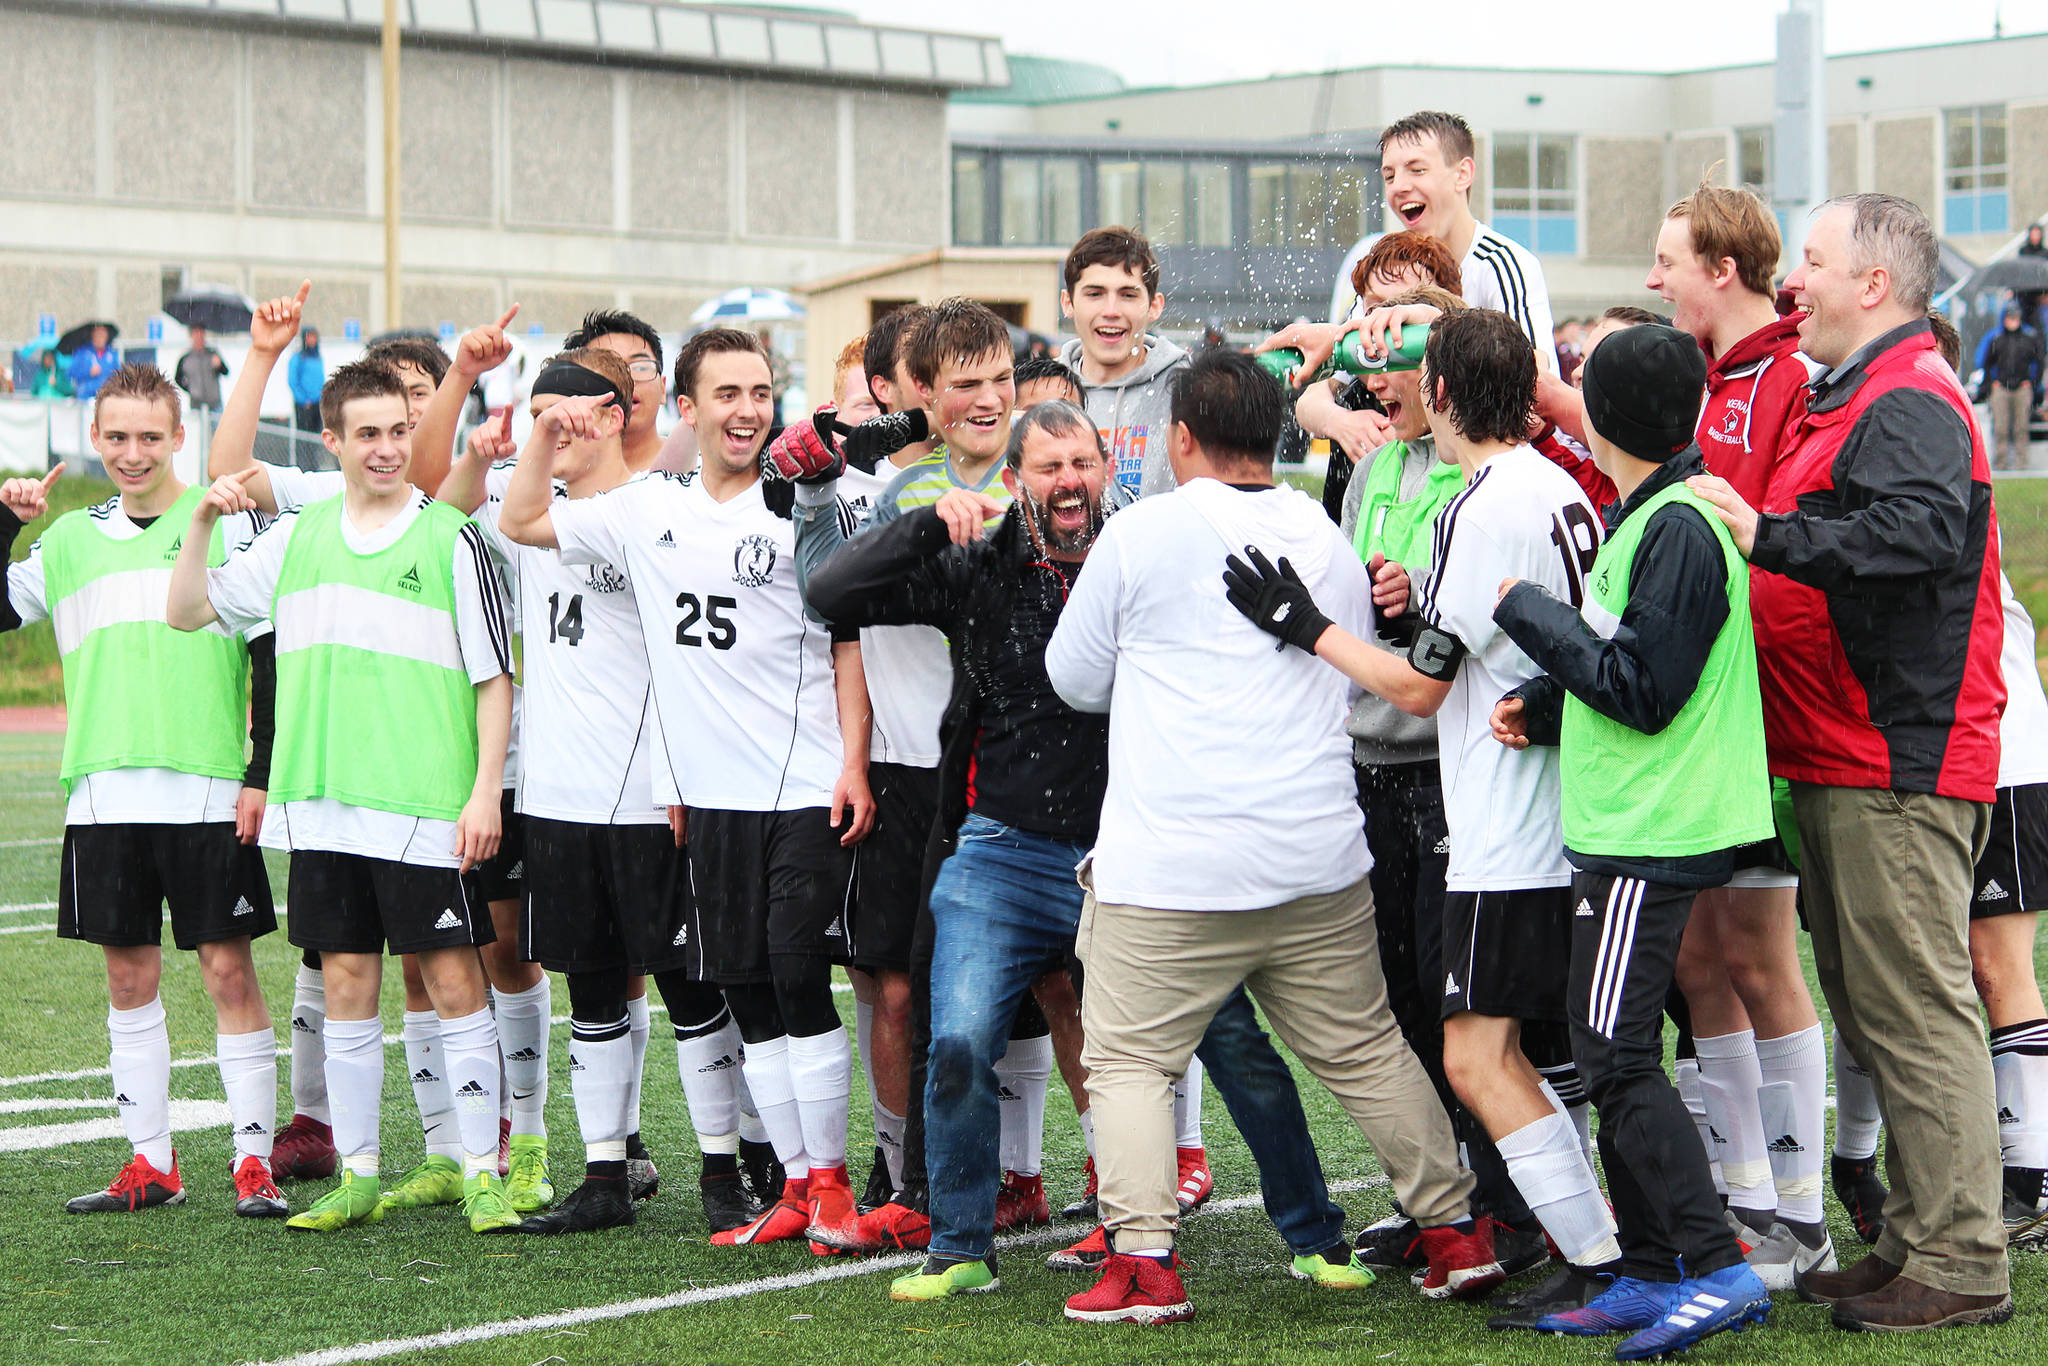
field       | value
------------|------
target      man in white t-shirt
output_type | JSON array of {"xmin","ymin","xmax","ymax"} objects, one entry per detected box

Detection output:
[
  {"xmin": 498, "ymin": 328, "xmax": 872, "ymax": 1253},
  {"xmin": 1225, "ymin": 309, "xmax": 1626, "ymax": 1316}
]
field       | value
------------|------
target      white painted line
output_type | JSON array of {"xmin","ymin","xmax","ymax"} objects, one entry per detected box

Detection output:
[
  {"xmin": 0, "ymin": 901, "xmax": 56, "ymax": 914},
  {"xmin": 0, "ymin": 921, "xmax": 55, "ymax": 935},
  {"xmin": 257, "ymin": 1177, "xmax": 1386, "ymax": 1366},
  {"xmin": 0, "ymin": 1099, "xmax": 230, "ymax": 1152},
  {"xmin": 0, "ymin": 836, "xmax": 60, "ymax": 847},
  {"xmin": 0, "ymin": 1097, "xmax": 118, "ymax": 1114}
]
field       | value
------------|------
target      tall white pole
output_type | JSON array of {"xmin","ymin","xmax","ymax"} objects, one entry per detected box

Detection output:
[
  {"xmin": 1774, "ymin": 0, "xmax": 1829, "ymax": 270},
  {"xmin": 382, "ymin": 0, "xmax": 401, "ymax": 330}
]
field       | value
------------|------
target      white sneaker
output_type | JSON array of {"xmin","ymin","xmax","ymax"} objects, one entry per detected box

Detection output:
[{"xmin": 1742, "ymin": 1220, "xmax": 1834, "ymax": 1292}]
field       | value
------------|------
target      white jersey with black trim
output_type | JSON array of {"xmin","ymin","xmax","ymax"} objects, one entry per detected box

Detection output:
[
  {"xmin": 1998, "ymin": 569, "xmax": 2048, "ymax": 789},
  {"xmin": 1462, "ymin": 224, "xmax": 1555, "ymax": 353},
  {"xmin": 829, "ymin": 459, "xmax": 949, "ymax": 769},
  {"xmin": 551, "ymin": 470, "xmax": 842, "ymax": 811},
  {"xmin": 1419, "ymin": 446, "xmax": 1599, "ymax": 892}
]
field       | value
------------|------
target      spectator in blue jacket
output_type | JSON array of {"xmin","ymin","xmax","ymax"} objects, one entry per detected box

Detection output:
[
  {"xmin": 66, "ymin": 326, "xmax": 118, "ymax": 402},
  {"xmin": 287, "ymin": 328, "xmax": 323, "ymax": 431}
]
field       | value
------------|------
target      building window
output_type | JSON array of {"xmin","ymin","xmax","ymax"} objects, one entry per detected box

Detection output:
[
  {"xmin": 1945, "ymin": 105, "xmax": 2008, "ymax": 234},
  {"xmin": 1191, "ymin": 162, "xmax": 1232, "ymax": 246},
  {"xmin": 1249, "ymin": 164, "xmax": 1287, "ymax": 247},
  {"xmin": 1099, "ymin": 161, "xmax": 1141, "ymax": 232},
  {"xmin": 992, "ymin": 157, "xmax": 1084, "ymax": 246},
  {"xmin": 1329, "ymin": 165, "xmax": 1374, "ymax": 248},
  {"xmin": 1492, "ymin": 133, "xmax": 1577, "ymax": 255},
  {"xmin": 1043, "ymin": 159, "xmax": 1082, "ymax": 246},
  {"xmin": 952, "ymin": 153, "xmax": 986, "ymax": 245},
  {"xmin": 1737, "ymin": 126, "xmax": 1771, "ymax": 198},
  {"xmin": 1142, "ymin": 162, "xmax": 1188, "ymax": 246},
  {"xmin": 1000, "ymin": 159, "xmax": 1039, "ymax": 244}
]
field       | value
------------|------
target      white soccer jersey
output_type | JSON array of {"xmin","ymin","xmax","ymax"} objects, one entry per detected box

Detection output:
[
  {"xmin": 1420, "ymin": 446, "xmax": 1599, "ymax": 891},
  {"xmin": 266, "ymin": 462, "xmax": 345, "ymax": 514},
  {"xmin": 552, "ymin": 471, "xmax": 842, "ymax": 811},
  {"xmin": 475, "ymin": 488, "xmax": 664, "ymax": 825},
  {"xmin": 831, "ymin": 461, "xmax": 953, "ymax": 769},
  {"xmin": 1462, "ymin": 224, "xmax": 1556, "ymax": 354},
  {"xmin": 1998, "ymin": 570, "xmax": 2048, "ymax": 789}
]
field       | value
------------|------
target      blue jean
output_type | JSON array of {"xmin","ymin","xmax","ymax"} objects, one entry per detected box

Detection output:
[{"xmin": 925, "ymin": 813, "xmax": 1344, "ymax": 1259}]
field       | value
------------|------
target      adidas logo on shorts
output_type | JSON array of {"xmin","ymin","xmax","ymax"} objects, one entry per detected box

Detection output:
[
  {"xmin": 1443, "ymin": 972, "xmax": 1460, "ymax": 997},
  {"xmin": 1767, "ymin": 1133, "xmax": 1803, "ymax": 1154},
  {"xmin": 456, "ymin": 1080, "xmax": 488, "ymax": 1097},
  {"xmin": 506, "ymin": 862, "xmax": 523, "ymax": 879},
  {"xmin": 505, "ymin": 1047, "xmax": 539, "ymax": 1063},
  {"xmin": 672, "ymin": 926, "xmax": 688, "ymax": 947},
  {"xmin": 232, "ymin": 896, "xmax": 255, "ymax": 917},
  {"xmin": 1980, "ymin": 880, "xmax": 2011, "ymax": 902},
  {"xmin": 1575, "ymin": 898, "xmax": 1595, "ymax": 917},
  {"xmin": 697, "ymin": 1054, "xmax": 737, "ymax": 1074},
  {"xmin": 1433, "ymin": 836, "xmax": 1451, "ymax": 854},
  {"xmin": 434, "ymin": 909, "xmax": 462, "ymax": 930},
  {"xmin": 412, "ymin": 1067, "xmax": 440, "ymax": 1084}
]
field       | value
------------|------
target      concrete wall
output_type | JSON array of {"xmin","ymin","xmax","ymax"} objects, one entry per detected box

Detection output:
[
  {"xmin": 1872, "ymin": 114, "xmax": 1938, "ymax": 211},
  {"xmin": 2011, "ymin": 102, "xmax": 2048, "ymax": 236},
  {"xmin": 1584, "ymin": 138, "xmax": 1664, "ymax": 262}
]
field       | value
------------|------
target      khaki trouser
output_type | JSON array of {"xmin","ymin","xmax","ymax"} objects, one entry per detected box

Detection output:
[
  {"xmin": 1989, "ymin": 381, "xmax": 2032, "ymax": 470},
  {"xmin": 1077, "ymin": 871, "xmax": 1474, "ymax": 1252},
  {"xmin": 1792, "ymin": 782, "xmax": 2008, "ymax": 1295}
]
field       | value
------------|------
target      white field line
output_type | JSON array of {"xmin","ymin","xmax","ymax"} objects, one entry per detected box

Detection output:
[
  {"xmin": 0, "ymin": 1099, "xmax": 229, "ymax": 1152},
  {"xmin": 0, "ymin": 921, "xmax": 56, "ymax": 935},
  {"xmin": 0, "ymin": 901, "xmax": 56, "ymax": 913},
  {"xmin": 256, "ymin": 1176, "xmax": 1389, "ymax": 1366},
  {"xmin": 0, "ymin": 836, "xmax": 60, "ymax": 847},
  {"xmin": 0, "ymin": 1096, "xmax": 122, "ymax": 1114}
]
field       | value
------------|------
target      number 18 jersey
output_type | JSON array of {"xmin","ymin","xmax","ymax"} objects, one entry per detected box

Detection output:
[
  {"xmin": 552, "ymin": 470, "xmax": 842, "ymax": 812},
  {"xmin": 1417, "ymin": 446, "xmax": 1601, "ymax": 892}
]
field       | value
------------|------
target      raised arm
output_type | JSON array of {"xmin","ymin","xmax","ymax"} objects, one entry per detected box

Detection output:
[
  {"xmin": 497, "ymin": 394, "xmax": 613, "ymax": 549},
  {"xmin": 417, "ymin": 305, "xmax": 519, "ymax": 512},
  {"xmin": 438, "ymin": 405, "xmax": 515, "ymax": 515},
  {"xmin": 208, "ymin": 281, "xmax": 310, "ymax": 516},
  {"xmin": 167, "ymin": 468, "xmax": 261, "ymax": 631}
]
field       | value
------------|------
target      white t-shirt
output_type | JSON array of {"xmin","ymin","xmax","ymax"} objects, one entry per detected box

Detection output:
[
  {"xmin": 265, "ymin": 463, "xmax": 344, "ymax": 515},
  {"xmin": 1419, "ymin": 446, "xmax": 1598, "ymax": 892},
  {"xmin": 1462, "ymin": 223, "xmax": 1555, "ymax": 354},
  {"xmin": 1047, "ymin": 478, "xmax": 1374, "ymax": 911},
  {"xmin": 207, "ymin": 490, "xmax": 512, "ymax": 867},
  {"xmin": 551, "ymin": 471, "xmax": 842, "ymax": 811},
  {"xmin": 1998, "ymin": 570, "xmax": 2048, "ymax": 789},
  {"xmin": 474, "ymin": 483, "xmax": 664, "ymax": 825},
  {"xmin": 8, "ymin": 496, "xmax": 271, "ymax": 826}
]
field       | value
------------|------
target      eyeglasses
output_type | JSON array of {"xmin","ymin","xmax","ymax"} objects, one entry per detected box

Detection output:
[{"xmin": 626, "ymin": 360, "xmax": 662, "ymax": 380}]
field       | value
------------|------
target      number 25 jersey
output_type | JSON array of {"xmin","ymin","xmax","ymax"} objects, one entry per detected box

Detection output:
[
  {"xmin": 552, "ymin": 470, "xmax": 843, "ymax": 812},
  {"xmin": 1417, "ymin": 446, "xmax": 1601, "ymax": 893}
]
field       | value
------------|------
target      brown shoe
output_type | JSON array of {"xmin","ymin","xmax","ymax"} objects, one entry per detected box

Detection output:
[
  {"xmin": 1830, "ymin": 1275, "xmax": 2013, "ymax": 1332},
  {"xmin": 1796, "ymin": 1252, "xmax": 1900, "ymax": 1304}
]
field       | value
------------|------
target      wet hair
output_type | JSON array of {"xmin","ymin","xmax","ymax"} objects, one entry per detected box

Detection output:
[
  {"xmin": 1422, "ymin": 310, "xmax": 1537, "ymax": 448},
  {"xmin": 1004, "ymin": 398, "xmax": 1105, "ymax": 471},
  {"xmin": 1927, "ymin": 311, "xmax": 1963, "ymax": 372},
  {"xmin": 1667, "ymin": 179, "xmax": 1781, "ymax": 297},
  {"xmin": 92, "ymin": 363, "xmax": 182, "ymax": 426},
  {"xmin": 1014, "ymin": 356, "xmax": 1085, "ymax": 404},
  {"xmin": 673, "ymin": 327, "xmax": 770, "ymax": 404},
  {"xmin": 864, "ymin": 304, "xmax": 934, "ymax": 406},
  {"xmin": 1063, "ymin": 226, "xmax": 1161, "ymax": 296},
  {"xmin": 1600, "ymin": 305, "xmax": 1667, "ymax": 327},
  {"xmin": 1169, "ymin": 347, "xmax": 1285, "ymax": 467},
  {"xmin": 366, "ymin": 336, "xmax": 450, "ymax": 388},
  {"xmin": 1824, "ymin": 193, "xmax": 1939, "ymax": 314},
  {"xmin": 1353, "ymin": 230, "xmax": 1464, "ymax": 302},
  {"xmin": 1379, "ymin": 111, "xmax": 1476, "ymax": 167},
  {"xmin": 565, "ymin": 308, "xmax": 663, "ymax": 373},
  {"xmin": 904, "ymin": 297, "xmax": 1012, "ymax": 390},
  {"xmin": 1378, "ymin": 285, "xmax": 1469, "ymax": 318},
  {"xmin": 320, "ymin": 357, "xmax": 410, "ymax": 434}
]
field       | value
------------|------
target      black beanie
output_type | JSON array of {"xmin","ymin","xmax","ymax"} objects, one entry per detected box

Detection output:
[{"xmin": 1581, "ymin": 323, "xmax": 1707, "ymax": 462}]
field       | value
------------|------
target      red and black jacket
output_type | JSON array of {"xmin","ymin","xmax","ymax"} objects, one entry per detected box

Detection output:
[
  {"xmin": 1750, "ymin": 320, "xmax": 2005, "ymax": 801},
  {"xmin": 1698, "ymin": 314, "xmax": 1810, "ymax": 507}
]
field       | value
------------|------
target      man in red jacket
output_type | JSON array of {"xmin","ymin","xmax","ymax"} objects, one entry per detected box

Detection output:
[{"xmin": 1691, "ymin": 194, "xmax": 2010, "ymax": 1333}]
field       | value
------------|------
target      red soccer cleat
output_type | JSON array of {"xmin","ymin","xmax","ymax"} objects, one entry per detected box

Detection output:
[
  {"xmin": 1061, "ymin": 1156, "xmax": 1099, "ymax": 1220},
  {"xmin": 1047, "ymin": 1224, "xmax": 1110, "ymax": 1271},
  {"xmin": 66, "ymin": 1152, "xmax": 185, "ymax": 1213},
  {"xmin": 233, "ymin": 1155, "xmax": 288, "ymax": 1218},
  {"xmin": 995, "ymin": 1171, "xmax": 1052, "ymax": 1231},
  {"xmin": 271, "ymin": 1115, "xmax": 336, "ymax": 1182},
  {"xmin": 1175, "ymin": 1147, "xmax": 1212, "ymax": 1212},
  {"xmin": 711, "ymin": 1177, "xmax": 812, "ymax": 1246},
  {"xmin": 840, "ymin": 1199, "xmax": 932, "ymax": 1252},
  {"xmin": 1064, "ymin": 1252, "xmax": 1195, "ymax": 1324},
  {"xmin": 1415, "ymin": 1220, "xmax": 1507, "ymax": 1300},
  {"xmin": 805, "ymin": 1164, "xmax": 861, "ymax": 1250}
]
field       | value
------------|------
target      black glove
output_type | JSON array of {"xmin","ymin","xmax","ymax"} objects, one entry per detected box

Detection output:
[
  {"xmin": 837, "ymin": 409, "xmax": 929, "ymax": 471},
  {"xmin": 1222, "ymin": 545, "xmax": 1334, "ymax": 654}
]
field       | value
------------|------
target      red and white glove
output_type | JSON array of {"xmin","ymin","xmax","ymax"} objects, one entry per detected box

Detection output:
[{"xmin": 764, "ymin": 406, "xmax": 845, "ymax": 485}]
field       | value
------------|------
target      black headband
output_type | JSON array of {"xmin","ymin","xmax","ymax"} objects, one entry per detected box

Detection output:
[{"xmin": 531, "ymin": 360, "xmax": 628, "ymax": 413}]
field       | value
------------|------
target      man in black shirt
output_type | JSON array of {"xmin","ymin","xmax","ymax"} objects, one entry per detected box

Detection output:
[{"xmin": 1982, "ymin": 305, "xmax": 2043, "ymax": 469}]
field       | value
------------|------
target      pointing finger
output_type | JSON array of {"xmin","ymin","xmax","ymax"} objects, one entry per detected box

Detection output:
[
  {"xmin": 497, "ymin": 303, "xmax": 520, "ymax": 331},
  {"xmin": 292, "ymin": 280, "xmax": 311, "ymax": 307},
  {"xmin": 40, "ymin": 461, "xmax": 65, "ymax": 490}
]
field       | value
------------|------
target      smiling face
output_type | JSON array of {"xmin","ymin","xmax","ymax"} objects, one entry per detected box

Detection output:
[
  {"xmin": 1003, "ymin": 422, "xmax": 1107, "ymax": 557},
  {"xmin": 389, "ymin": 361, "xmax": 437, "ymax": 426},
  {"xmin": 1645, "ymin": 216, "xmax": 1723, "ymax": 344},
  {"xmin": 681, "ymin": 350, "xmax": 774, "ymax": 476},
  {"xmin": 916, "ymin": 346, "xmax": 1015, "ymax": 463},
  {"xmin": 1782, "ymin": 205, "xmax": 1871, "ymax": 370},
  {"xmin": 529, "ymin": 391, "xmax": 623, "ymax": 484},
  {"xmin": 588, "ymin": 332, "xmax": 665, "ymax": 439},
  {"xmin": 90, "ymin": 395, "xmax": 182, "ymax": 501},
  {"xmin": 324, "ymin": 393, "xmax": 412, "ymax": 497},
  {"xmin": 835, "ymin": 365, "xmax": 881, "ymax": 426},
  {"xmin": 1061, "ymin": 263, "xmax": 1163, "ymax": 373},
  {"xmin": 1365, "ymin": 365, "xmax": 1428, "ymax": 442},
  {"xmin": 1380, "ymin": 133, "xmax": 1472, "ymax": 242}
]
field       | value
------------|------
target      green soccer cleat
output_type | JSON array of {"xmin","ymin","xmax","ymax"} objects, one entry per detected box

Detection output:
[
  {"xmin": 1291, "ymin": 1245, "xmax": 1378, "ymax": 1290},
  {"xmin": 504, "ymin": 1136, "xmax": 553, "ymax": 1213},
  {"xmin": 890, "ymin": 1254, "xmax": 999, "ymax": 1302},
  {"xmin": 285, "ymin": 1169, "xmax": 386, "ymax": 1232},
  {"xmin": 377, "ymin": 1154, "xmax": 463, "ymax": 1212},
  {"xmin": 463, "ymin": 1169, "xmax": 523, "ymax": 1234}
]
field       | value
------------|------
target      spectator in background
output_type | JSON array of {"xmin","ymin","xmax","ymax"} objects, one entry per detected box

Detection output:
[
  {"xmin": 175, "ymin": 326, "xmax": 229, "ymax": 413},
  {"xmin": 2019, "ymin": 224, "xmax": 2048, "ymax": 258},
  {"xmin": 67, "ymin": 326, "xmax": 118, "ymax": 402},
  {"xmin": 31, "ymin": 350, "xmax": 72, "ymax": 400},
  {"xmin": 287, "ymin": 328, "xmax": 323, "ymax": 432},
  {"xmin": 1981, "ymin": 304, "xmax": 2042, "ymax": 470}
]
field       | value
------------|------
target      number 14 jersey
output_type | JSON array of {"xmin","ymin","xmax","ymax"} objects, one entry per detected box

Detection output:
[
  {"xmin": 552, "ymin": 470, "xmax": 842, "ymax": 812},
  {"xmin": 1418, "ymin": 446, "xmax": 1601, "ymax": 892}
]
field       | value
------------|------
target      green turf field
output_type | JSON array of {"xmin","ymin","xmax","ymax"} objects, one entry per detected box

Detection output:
[{"xmin": 0, "ymin": 731, "xmax": 2044, "ymax": 1364}]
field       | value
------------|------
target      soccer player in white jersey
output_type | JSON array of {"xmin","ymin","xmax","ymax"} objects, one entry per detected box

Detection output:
[
  {"xmin": 169, "ymin": 357, "xmax": 518, "ymax": 1234},
  {"xmin": 1224, "ymin": 309, "xmax": 1625, "ymax": 1312},
  {"xmin": 1, "ymin": 365, "xmax": 285, "ymax": 1220},
  {"xmin": 499, "ymin": 327, "xmax": 870, "ymax": 1252}
]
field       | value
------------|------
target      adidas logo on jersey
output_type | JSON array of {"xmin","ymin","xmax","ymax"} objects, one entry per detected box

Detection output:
[
  {"xmin": 397, "ymin": 563, "xmax": 423, "ymax": 594},
  {"xmin": 1432, "ymin": 835, "xmax": 1451, "ymax": 854},
  {"xmin": 1980, "ymin": 880, "xmax": 2012, "ymax": 902},
  {"xmin": 412, "ymin": 1067, "xmax": 440, "ymax": 1084},
  {"xmin": 456, "ymin": 1080, "xmax": 488, "ymax": 1096},
  {"xmin": 433, "ymin": 909, "xmax": 462, "ymax": 930},
  {"xmin": 1443, "ymin": 972, "xmax": 1460, "ymax": 997},
  {"xmin": 655, "ymin": 530, "xmax": 676, "ymax": 548},
  {"xmin": 672, "ymin": 926, "xmax": 688, "ymax": 947},
  {"xmin": 1767, "ymin": 1133, "xmax": 1804, "ymax": 1154},
  {"xmin": 697, "ymin": 1054, "xmax": 737, "ymax": 1074},
  {"xmin": 505, "ymin": 1047, "xmax": 540, "ymax": 1063},
  {"xmin": 2002, "ymin": 1106, "xmax": 2021, "ymax": 1125},
  {"xmin": 1575, "ymin": 898, "xmax": 1595, "ymax": 917},
  {"xmin": 291, "ymin": 1015, "xmax": 317, "ymax": 1034},
  {"xmin": 232, "ymin": 895, "xmax": 255, "ymax": 917}
]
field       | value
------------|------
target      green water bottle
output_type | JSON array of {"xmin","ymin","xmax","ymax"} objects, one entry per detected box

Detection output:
[{"xmin": 1256, "ymin": 325, "xmax": 1431, "ymax": 384}]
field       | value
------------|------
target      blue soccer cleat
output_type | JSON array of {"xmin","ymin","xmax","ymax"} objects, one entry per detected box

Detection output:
[
  {"xmin": 1614, "ymin": 1262, "xmax": 1771, "ymax": 1360},
  {"xmin": 1535, "ymin": 1276, "xmax": 1680, "ymax": 1336}
]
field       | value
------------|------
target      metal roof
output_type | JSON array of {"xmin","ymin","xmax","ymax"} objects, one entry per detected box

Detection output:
[{"xmin": 29, "ymin": 0, "xmax": 1007, "ymax": 88}]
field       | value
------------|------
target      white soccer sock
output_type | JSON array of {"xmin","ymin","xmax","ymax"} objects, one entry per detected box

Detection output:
[
  {"xmin": 1755, "ymin": 1024, "xmax": 1827, "ymax": 1224},
  {"xmin": 1537, "ymin": 1059, "xmax": 1596, "ymax": 1169},
  {"xmin": 874, "ymin": 1101, "xmax": 906, "ymax": 1192},
  {"xmin": 1991, "ymin": 1018, "xmax": 2048, "ymax": 1171},
  {"xmin": 495, "ymin": 979, "xmax": 551, "ymax": 1139},
  {"xmin": 438, "ymin": 1006, "xmax": 502, "ymax": 1178},
  {"xmin": 626, "ymin": 991, "xmax": 651, "ymax": 1137},
  {"xmin": 1830, "ymin": 1027, "xmax": 1882, "ymax": 1161},
  {"xmin": 217, "ymin": 1028, "xmax": 277, "ymax": 1165},
  {"xmin": 996, "ymin": 1033, "xmax": 1054, "ymax": 1177},
  {"xmin": 786, "ymin": 1025, "xmax": 852, "ymax": 1171},
  {"xmin": 1172, "ymin": 1055, "xmax": 1205, "ymax": 1149},
  {"xmin": 109, "ymin": 998, "xmax": 173, "ymax": 1172},
  {"xmin": 1695, "ymin": 1029, "xmax": 1776, "ymax": 1220},
  {"xmin": 674, "ymin": 1006, "xmax": 744, "ymax": 1154},
  {"xmin": 1495, "ymin": 1108, "xmax": 1621, "ymax": 1267},
  {"xmin": 402, "ymin": 1009, "xmax": 462, "ymax": 1162},
  {"xmin": 736, "ymin": 1062, "xmax": 770, "ymax": 1146},
  {"xmin": 739, "ymin": 1035, "xmax": 807, "ymax": 1178},
  {"xmin": 1675, "ymin": 1056, "xmax": 1726, "ymax": 1195},
  {"xmin": 1079, "ymin": 1105, "xmax": 1097, "ymax": 1160},
  {"xmin": 569, "ymin": 1015, "xmax": 634, "ymax": 1158},
  {"xmin": 289, "ymin": 964, "xmax": 329, "ymax": 1124},
  {"xmin": 324, "ymin": 1015, "xmax": 385, "ymax": 1165}
]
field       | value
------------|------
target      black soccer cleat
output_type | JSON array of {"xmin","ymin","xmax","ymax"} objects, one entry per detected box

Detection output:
[
  {"xmin": 859, "ymin": 1143, "xmax": 895, "ymax": 1213},
  {"xmin": 1485, "ymin": 1260, "xmax": 1615, "ymax": 1330},
  {"xmin": 739, "ymin": 1138, "xmax": 784, "ymax": 1209},
  {"xmin": 518, "ymin": 1176, "xmax": 635, "ymax": 1235},
  {"xmin": 1353, "ymin": 1211, "xmax": 1426, "ymax": 1269},
  {"xmin": 624, "ymin": 1132, "xmax": 659, "ymax": 1203},
  {"xmin": 1486, "ymin": 1218, "xmax": 1552, "ymax": 1280},
  {"xmin": 700, "ymin": 1170, "xmax": 757, "ymax": 1234},
  {"xmin": 1830, "ymin": 1153, "xmax": 1888, "ymax": 1245}
]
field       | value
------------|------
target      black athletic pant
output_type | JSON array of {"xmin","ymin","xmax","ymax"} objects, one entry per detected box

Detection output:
[
  {"xmin": 1357, "ymin": 760, "xmax": 1533, "ymax": 1226},
  {"xmin": 1568, "ymin": 871, "xmax": 1743, "ymax": 1281}
]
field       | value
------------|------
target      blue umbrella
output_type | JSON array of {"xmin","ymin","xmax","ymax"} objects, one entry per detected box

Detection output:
[{"xmin": 690, "ymin": 287, "xmax": 806, "ymax": 324}]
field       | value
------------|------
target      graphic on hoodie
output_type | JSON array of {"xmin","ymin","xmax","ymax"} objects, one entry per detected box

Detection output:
[{"xmin": 1058, "ymin": 334, "xmax": 1191, "ymax": 500}]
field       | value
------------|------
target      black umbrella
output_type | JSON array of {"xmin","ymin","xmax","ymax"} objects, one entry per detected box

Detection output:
[
  {"xmin": 1961, "ymin": 256, "xmax": 2048, "ymax": 295},
  {"xmin": 56, "ymin": 320, "xmax": 119, "ymax": 355},
  {"xmin": 165, "ymin": 287, "xmax": 256, "ymax": 334}
]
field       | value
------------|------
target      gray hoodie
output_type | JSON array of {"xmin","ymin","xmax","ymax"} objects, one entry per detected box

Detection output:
[
  {"xmin": 1058, "ymin": 333, "xmax": 1191, "ymax": 501},
  {"xmin": 1338, "ymin": 434, "xmax": 1444, "ymax": 768}
]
